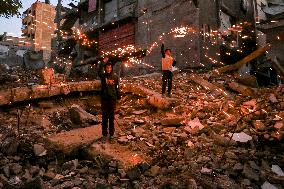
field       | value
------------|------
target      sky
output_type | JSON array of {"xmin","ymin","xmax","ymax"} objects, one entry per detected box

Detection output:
[{"xmin": 0, "ymin": 0, "xmax": 70, "ymax": 37}]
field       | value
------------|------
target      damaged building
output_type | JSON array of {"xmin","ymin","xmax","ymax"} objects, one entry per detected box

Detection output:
[
  {"xmin": 0, "ymin": 33, "xmax": 29, "ymax": 66},
  {"xmin": 57, "ymin": 0, "xmax": 263, "ymax": 74},
  {"xmin": 22, "ymin": 0, "xmax": 57, "ymax": 61}
]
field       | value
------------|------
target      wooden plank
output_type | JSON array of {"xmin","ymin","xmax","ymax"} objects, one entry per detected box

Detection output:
[{"xmin": 214, "ymin": 44, "xmax": 271, "ymax": 74}]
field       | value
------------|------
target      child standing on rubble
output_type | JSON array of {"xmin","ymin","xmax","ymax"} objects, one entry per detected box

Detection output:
[
  {"xmin": 98, "ymin": 58, "xmax": 121, "ymax": 142},
  {"xmin": 161, "ymin": 43, "xmax": 176, "ymax": 97}
]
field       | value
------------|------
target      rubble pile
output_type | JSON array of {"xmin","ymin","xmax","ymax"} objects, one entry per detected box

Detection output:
[
  {"xmin": 0, "ymin": 71, "xmax": 283, "ymax": 188},
  {"xmin": 0, "ymin": 65, "xmax": 40, "ymax": 90}
]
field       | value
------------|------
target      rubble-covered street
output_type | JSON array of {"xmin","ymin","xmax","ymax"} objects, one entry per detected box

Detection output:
[
  {"xmin": 1, "ymin": 0, "xmax": 284, "ymax": 188},
  {"xmin": 0, "ymin": 68, "xmax": 284, "ymax": 189}
]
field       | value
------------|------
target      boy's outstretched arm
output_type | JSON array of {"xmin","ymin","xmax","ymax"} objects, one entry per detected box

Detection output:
[{"xmin": 161, "ymin": 43, "xmax": 165, "ymax": 58}]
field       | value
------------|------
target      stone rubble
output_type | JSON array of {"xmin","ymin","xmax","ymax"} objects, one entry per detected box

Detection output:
[{"xmin": 0, "ymin": 71, "xmax": 283, "ymax": 188}]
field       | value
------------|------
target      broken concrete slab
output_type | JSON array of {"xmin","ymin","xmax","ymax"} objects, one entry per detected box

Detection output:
[
  {"xmin": 39, "ymin": 68, "xmax": 55, "ymax": 85},
  {"xmin": 253, "ymin": 120, "xmax": 266, "ymax": 131},
  {"xmin": 0, "ymin": 81, "xmax": 101, "ymax": 106},
  {"xmin": 33, "ymin": 144, "xmax": 47, "ymax": 156},
  {"xmin": 161, "ymin": 117, "xmax": 185, "ymax": 126},
  {"xmin": 69, "ymin": 104, "xmax": 98, "ymax": 125},
  {"xmin": 228, "ymin": 82, "xmax": 255, "ymax": 96},
  {"xmin": 122, "ymin": 83, "xmax": 177, "ymax": 109},
  {"xmin": 189, "ymin": 74, "xmax": 231, "ymax": 97},
  {"xmin": 88, "ymin": 142, "xmax": 149, "ymax": 170},
  {"xmin": 47, "ymin": 125, "xmax": 102, "ymax": 155},
  {"xmin": 235, "ymin": 75, "xmax": 258, "ymax": 88}
]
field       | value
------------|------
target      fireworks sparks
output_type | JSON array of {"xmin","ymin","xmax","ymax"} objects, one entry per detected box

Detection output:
[
  {"xmin": 73, "ymin": 29, "xmax": 97, "ymax": 47},
  {"xmin": 170, "ymin": 26, "xmax": 195, "ymax": 38}
]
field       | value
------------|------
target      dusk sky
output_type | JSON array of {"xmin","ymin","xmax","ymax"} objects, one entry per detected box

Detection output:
[{"xmin": 0, "ymin": 0, "xmax": 70, "ymax": 36}]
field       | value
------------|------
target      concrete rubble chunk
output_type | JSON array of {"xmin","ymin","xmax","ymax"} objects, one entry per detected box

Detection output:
[
  {"xmin": 9, "ymin": 163, "xmax": 22, "ymax": 175},
  {"xmin": 47, "ymin": 125, "xmax": 102, "ymax": 155},
  {"xmin": 145, "ymin": 165, "xmax": 161, "ymax": 177},
  {"xmin": 186, "ymin": 118, "xmax": 205, "ymax": 130},
  {"xmin": 261, "ymin": 181, "xmax": 278, "ymax": 189},
  {"xmin": 33, "ymin": 144, "xmax": 47, "ymax": 156},
  {"xmin": 23, "ymin": 176, "xmax": 44, "ymax": 189},
  {"xmin": 187, "ymin": 179, "xmax": 198, "ymax": 189},
  {"xmin": 122, "ymin": 84, "xmax": 178, "ymax": 109},
  {"xmin": 61, "ymin": 181, "xmax": 75, "ymax": 189},
  {"xmin": 69, "ymin": 104, "xmax": 98, "ymax": 125},
  {"xmin": 163, "ymin": 127, "xmax": 176, "ymax": 133},
  {"xmin": 229, "ymin": 132, "xmax": 252, "ymax": 143},
  {"xmin": 269, "ymin": 93, "xmax": 278, "ymax": 103},
  {"xmin": 187, "ymin": 141, "xmax": 194, "ymax": 148},
  {"xmin": 253, "ymin": 120, "xmax": 266, "ymax": 131},
  {"xmin": 133, "ymin": 110, "xmax": 147, "ymax": 115},
  {"xmin": 43, "ymin": 171, "xmax": 56, "ymax": 180},
  {"xmin": 161, "ymin": 117, "xmax": 185, "ymax": 126},
  {"xmin": 242, "ymin": 164, "xmax": 259, "ymax": 181},
  {"xmin": 236, "ymin": 74, "xmax": 258, "ymax": 87},
  {"xmin": 126, "ymin": 166, "xmax": 141, "ymax": 180},
  {"xmin": 241, "ymin": 99, "xmax": 257, "ymax": 115},
  {"xmin": 31, "ymin": 115, "xmax": 52, "ymax": 130},
  {"xmin": 118, "ymin": 136, "xmax": 129, "ymax": 144},
  {"xmin": 274, "ymin": 121, "xmax": 284, "ymax": 130},
  {"xmin": 189, "ymin": 74, "xmax": 231, "ymax": 97},
  {"xmin": 271, "ymin": 165, "xmax": 284, "ymax": 177},
  {"xmin": 62, "ymin": 159, "xmax": 79, "ymax": 171},
  {"xmin": 249, "ymin": 161, "xmax": 260, "ymax": 170},
  {"xmin": 133, "ymin": 119, "xmax": 145, "ymax": 124},
  {"xmin": 212, "ymin": 134, "xmax": 236, "ymax": 146},
  {"xmin": 233, "ymin": 163, "xmax": 244, "ymax": 171},
  {"xmin": 0, "ymin": 136, "xmax": 19, "ymax": 156},
  {"xmin": 201, "ymin": 167, "xmax": 212, "ymax": 175},
  {"xmin": 131, "ymin": 127, "xmax": 145, "ymax": 137},
  {"xmin": 39, "ymin": 68, "xmax": 55, "ymax": 85},
  {"xmin": 228, "ymin": 82, "xmax": 255, "ymax": 96},
  {"xmin": 89, "ymin": 143, "xmax": 149, "ymax": 170}
]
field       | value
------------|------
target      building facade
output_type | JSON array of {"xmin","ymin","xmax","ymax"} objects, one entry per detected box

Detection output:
[
  {"xmin": 63, "ymin": 0, "xmax": 258, "ymax": 73},
  {"xmin": 22, "ymin": 1, "xmax": 56, "ymax": 61}
]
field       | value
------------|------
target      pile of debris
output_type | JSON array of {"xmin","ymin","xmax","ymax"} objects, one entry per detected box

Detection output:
[{"xmin": 0, "ymin": 65, "xmax": 284, "ymax": 188}]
